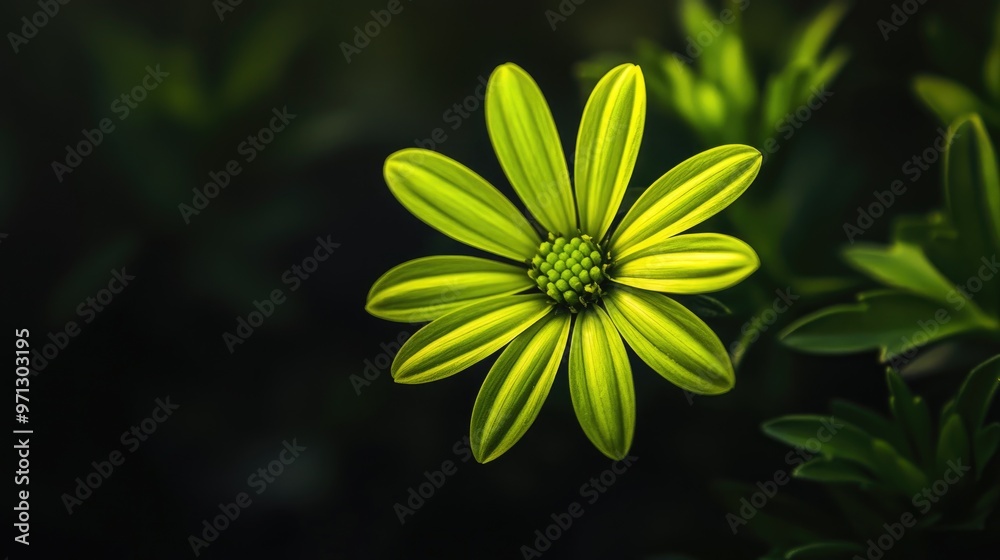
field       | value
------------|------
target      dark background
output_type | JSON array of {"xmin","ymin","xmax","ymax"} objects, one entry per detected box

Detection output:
[{"xmin": 3, "ymin": 0, "xmax": 997, "ymax": 558}]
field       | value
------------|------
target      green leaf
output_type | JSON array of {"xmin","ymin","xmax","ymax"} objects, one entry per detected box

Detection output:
[
  {"xmin": 944, "ymin": 115, "xmax": 1000, "ymax": 313},
  {"xmin": 825, "ymin": 490, "xmax": 892, "ymax": 542},
  {"xmin": 660, "ymin": 56, "xmax": 701, "ymax": 126},
  {"xmin": 714, "ymin": 33, "xmax": 756, "ymax": 125},
  {"xmin": 486, "ymin": 63, "xmax": 576, "ymax": 235},
  {"xmin": 870, "ymin": 438, "xmax": 928, "ymax": 496},
  {"xmin": 46, "ymin": 236, "xmax": 140, "ymax": 322},
  {"xmin": 157, "ymin": 45, "xmax": 211, "ymax": 126},
  {"xmin": 793, "ymin": 458, "xmax": 875, "ymax": 486},
  {"xmin": 788, "ymin": 1, "xmax": 848, "ymax": 67},
  {"xmin": 574, "ymin": 55, "xmax": 627, "ymax": 93},
  {"xmin": 611, "ymin": 233, "xmax": 759, "ymax": 294},
  {"xmin": 684, "ymin": 0, "xmax": 753, "ymax": 132},
  {"xmin": 954, "ymin": 354, "xmax": 1000, "ymax": 434},
  {"xmin": 569, "ymin": 307, "xmax": 635, "ymax": 460},
  {"xmin": 575, "ymin": 64, "xmax": 646, "ymax": 241},
  {"xmin": 713, "ymin": 479, "xmax": 836, "ymax": 546},
  {"xmin": 610, "ymin": 145, "xmax": 761, "ymax": 261},
  {"xmin": 672, "ymin": 294, "xmax": 733, "ymax": 318},
  {"xmin": 830, "ymin": 399, "xmax": 908, "ymax": 455},
  {"xmin": 809, "ymin": 46, "xmax": 850, "ymax": 98},
  {"xmin": 383, "ymin": 149, "xmax": 539, "ymax": 261},
  {"xmin": 760, "ymin": 67, "xmax": 800, "ymax": 145},
  {"xmin": 890, "ymin": 212, "xmax": 967, "ymax": 285},
  {"xmin": 679, "ymin": 0, "xmax": 716, "ymax": 47},
  {"xmin": 975, "ymin": 423, "xmax": 1000, "ymax": 477},
  {"xmin": 366, "ymin": 256, "xmax": 531, "ymax": 323},
  {"xmin": 692, "ymin": 81, "xmax": 728, "ymax": 141},
  {"xmin": 392, "ymin": 295, "xmax": 552, "ymax": 384},
  {"xmin": 986, "ymin": 7, "xmax": 1000, "ymax": 101},
  {"xmin": 965, "ymin": 483, "xmax": 1000, "ymax": 529},
  {"xmin": 604, "ymin": 287, "xmax": 734, "ymax": 395},
  {"xmin": 219, "ymin": 5, "xmax": 306, "ymax": 114},
  {"xmin": 780, "ymin": 291, "xmax": 990, "ymax": 358},
  {"xmin": 783, "ymin": 541, "xmax": 862, "ymax": 559},
  {"xmin": 914, "ymin": 75, "xmax": 999, "ymax": 127},
  {"xmin": 936, "ymin": 412, "xmax": 971, "ymax": 477},
  {"xmin": 887, "ymin": 369, "xmax": 934, "ymax": 466},
  {"xmin": 762, "ymin": 416, "xmax": 876, "ymax": 468},
  {"xmin": 841, "ymin": 243, "xmax": 957, "ymax": 304},
  {"xmin": 471, "ymin": 313, "xmax": 571, "ymax": 463}
]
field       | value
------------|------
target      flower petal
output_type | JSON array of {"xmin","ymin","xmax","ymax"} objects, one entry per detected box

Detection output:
[
  {"xmin": 569, "ymin": 307, "xmax": 635, "ymax": 460},
  {"xmin": 367, "ymin": 256, "xmax": 533, "ymax": 323},
  {"xmin": 486, "ymin": 63, "xmax": 577, "ymax": 235},
  {"xmin": 471, "ymin": 312, "xmax": 571, "ymax": 463},
  {"xmin": 575, "ymin": 64, "xmax": 646, "ymax": 241},
  {"xmin": 611, "ymin": 233, "xmax": 759, "ymax": 294},
  {"xmin": 604, "ymin": 287, "xmax": 734, "ymax": 395},
  {"xmin": 610, "ymin": 145, "xmax": 761, "ymax": 261},
  {"xmin": 384, "ymin": 148, "xmax": 539, "ymax": 261},
  {"xmin": 392, "ymin": 294, "xmax": 552, "ymax": 384}
]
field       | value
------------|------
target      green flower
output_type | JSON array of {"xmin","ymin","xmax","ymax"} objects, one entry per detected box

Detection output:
[{"xmin": 367, "ymin": 63, "xmax": 762, "ymax": 462}]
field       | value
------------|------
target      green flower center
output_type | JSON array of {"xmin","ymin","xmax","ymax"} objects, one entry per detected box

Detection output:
[{"xmin": 528, "ymin": 233, "xmax": 609, "ymax": 311}]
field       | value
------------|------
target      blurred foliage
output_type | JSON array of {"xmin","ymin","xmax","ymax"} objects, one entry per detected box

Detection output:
[
  {"xmin": 41, "ymin": 2, "xmax": 334, "ymax": 316},
  {"xmin": 579, "ymin": 0, "xmax": 849, "ymax": 150},
  {"xmin": 914, "ymin": 3, "xmax": 1000, "ymax": 132},
  {"xmin": 781, "ymin": 114, "xmax": 1000, "ymax": 372},
  {"xmin": 778, "ymin": 1, "xmax": 1000, "ymax": 376},
  {"xmin": 718, "ymin": 355, "xmax": 1000, "ymax": 559}
]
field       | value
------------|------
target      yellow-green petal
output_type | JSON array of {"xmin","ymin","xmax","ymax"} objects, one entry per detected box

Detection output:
[
  {"xmin": 610, "ymin": 145, "xmax": 761, "ymax": 261},
  {"xmin": 384, "ymin": 148, "xmax": 539, "ymax": 261},
  {"xmin": 471, "ymin": 313, "xmax": 571, "ymax": 463},
  {"xmin": 486, "ymin": 63, "xmax": 576, "ymax": 235},
  {"xmin": 611, "ymin": 233, "xmax": 759, "ymax": 294},
  {"xmin": 604, "ymin": 287, "xmax": 734, "ymax": 395},
  {"xmin": 366, "ymin": 256, "xmax": 533, "ymax": 323},
  {"xmin": 392, "ymin": 295, "xmax": 552, "ymax": 384},
  {"xmin": 569, "ymin": 307, "xmax": 635, "ymax": 460},
  {"xmin": 575, "ymin": 64, "xmax": 646, "ymax": 241}
]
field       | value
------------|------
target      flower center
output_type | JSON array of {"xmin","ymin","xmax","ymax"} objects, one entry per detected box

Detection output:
[{"xmin": 528, "ymin": 233, "xmax": 608, "ymax": 311}]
